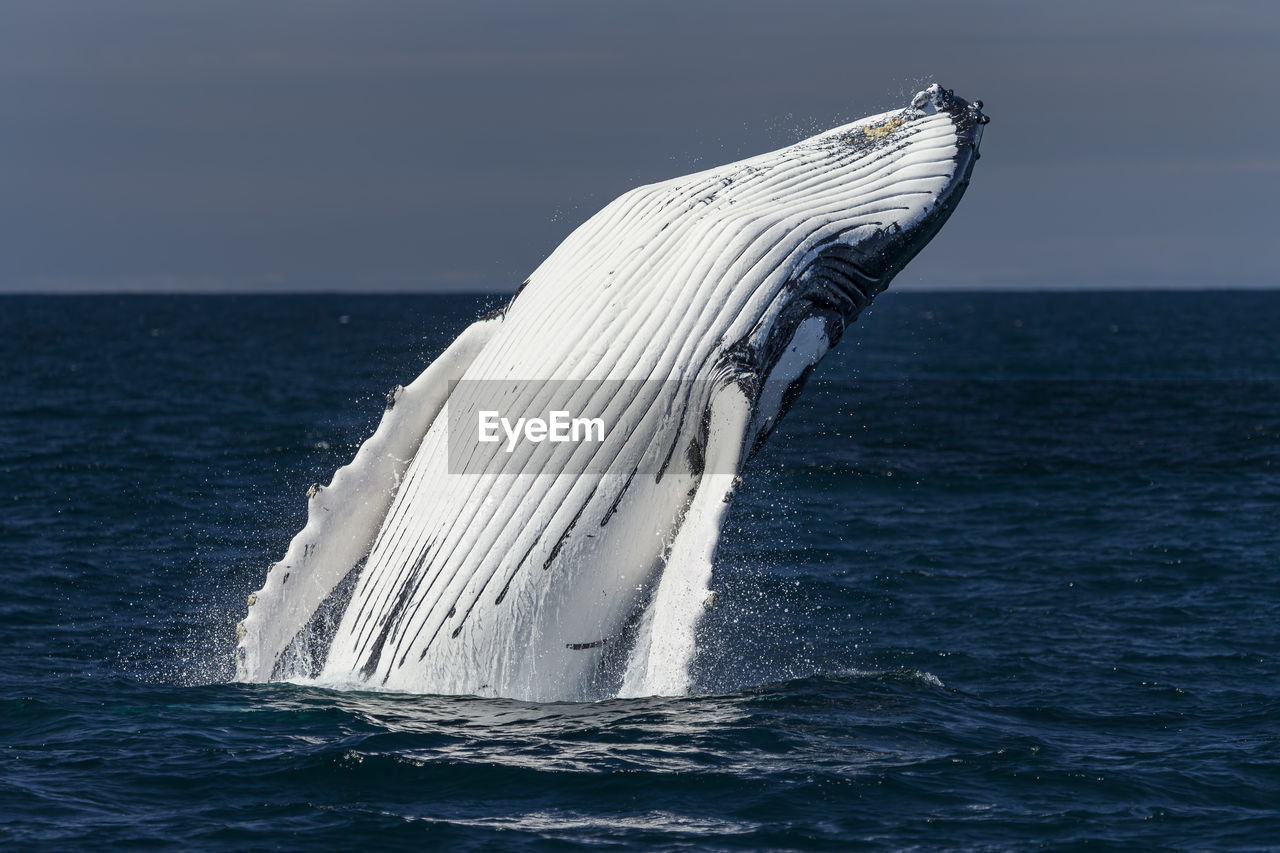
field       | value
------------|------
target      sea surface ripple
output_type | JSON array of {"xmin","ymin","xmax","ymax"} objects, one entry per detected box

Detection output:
[{"xmin": 2, "ymin": 292, "xmax": 1277, "ymax": 850}]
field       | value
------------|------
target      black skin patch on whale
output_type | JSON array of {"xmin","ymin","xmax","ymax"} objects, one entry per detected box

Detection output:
[
  {"xmin": 501, "ymin": 537, "xmax": 541, "ymax": 602},
  {"xmin": 654, "ymin": 390, "xmax": 692, "ymax": 483},
  {"xmin": 543, "ymin": 486, "xmax": 597, "ymax": 570},
  {"xmin": 655, "ymin": 342, "xmax": 757, "ymax": 484},
  {"xmin": 352, "ymin": 541, "xmax": 432, "ymax": 659},
  {"xmin": 749, "ymin": 363, "xmax": 818, "ymax": 461},
  {"xmin": 354, "ymin": 546, "xmax": 433, "ymax": 678},
  {"xmin": 685, "ymin": 429, "xmax": 706, "ymax": 478},
  {"xmin": 600, "ymin": 466, "xmax": 639, "ymax": 527},
  {"xmin": 355, "ymin": 545, "xmax": 432, "ymax": 669},
  {"xmin": 361, "ymin": 569, "xmax": 418, "ymax": 680},
  {"xmin": 712, "ymin": 254, "xmax": 860, "ymax": 463},
  {"xmin": 443, "ymin": 494, "xmax": 597, "ymax": 639},
  {"xmin": 481, "ymin": 278, "xmax": 532, "ymax": 322},
  {"xmin": 417, "ymin": 477, "xmax": 602, "ymax": 657}
]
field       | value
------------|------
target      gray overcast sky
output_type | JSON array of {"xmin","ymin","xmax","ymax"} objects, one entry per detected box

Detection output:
[{"xmin": 2, "ymin": 0, "xmax": 1277, "ymax": 292}]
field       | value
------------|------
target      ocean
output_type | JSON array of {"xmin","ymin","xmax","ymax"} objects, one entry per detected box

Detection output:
[{"xmin": 2, "ymin": 291, "xmax": 1277, "ymax": 850}]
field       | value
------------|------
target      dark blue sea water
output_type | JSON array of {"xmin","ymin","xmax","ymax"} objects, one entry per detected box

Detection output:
[{"xmin": 2, "ymin": 292, "xmax": 1278, "ymax": 850}]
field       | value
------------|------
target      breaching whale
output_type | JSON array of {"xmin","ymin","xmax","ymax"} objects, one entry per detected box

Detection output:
[{"xmin": 236, "ymin": 84, "xmax": 986, "ymax": 701}]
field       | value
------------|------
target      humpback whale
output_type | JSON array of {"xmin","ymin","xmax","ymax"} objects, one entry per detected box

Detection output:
[{"xmin": 236, "ymin": 84, "xmax": 986, "ymax": 701}]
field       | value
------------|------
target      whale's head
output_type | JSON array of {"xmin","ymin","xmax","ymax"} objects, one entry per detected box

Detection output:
[
  {"xmin": 497, "ymin": 83, "xmax": 984, "ymax": 386},
  {"xmin": 680, "ymin": 84, "xmax": 987, "ymax": 393},
  {"xmin": 778, "ymin": 83, "xmax": 987, "ymax": 330},
  {"xmin": 511, "ymin": 83, "xmax": 983, "ymax": 343}
]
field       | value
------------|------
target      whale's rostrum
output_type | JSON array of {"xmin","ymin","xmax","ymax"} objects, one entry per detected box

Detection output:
[{"xmin": 235, "ymin": 84, "xmax": 987, "ymax": 701}]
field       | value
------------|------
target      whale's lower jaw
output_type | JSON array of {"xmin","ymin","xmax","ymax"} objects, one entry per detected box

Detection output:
[{"xmin": 236, "ymin": 84, "xmax": 986, "ymax": 700}]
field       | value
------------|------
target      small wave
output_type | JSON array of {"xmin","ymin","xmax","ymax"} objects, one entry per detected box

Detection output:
[
  {"xmin": 395, "ymin": 808, "xmax": 760, "ymax": 838},
  {"xmin": 834, "ymin": 667, "xmax": 945, "ymax": 688}
]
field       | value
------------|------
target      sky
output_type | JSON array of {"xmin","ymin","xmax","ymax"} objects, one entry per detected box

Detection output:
[{"xmin": 2, "ymin": 0, "xmax": 1277, "ymax": 293}]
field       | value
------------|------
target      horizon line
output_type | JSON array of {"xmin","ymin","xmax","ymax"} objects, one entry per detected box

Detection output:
[{"xmin": 2, "ymin": 284, "xmax": 1278, "ymax": 297}]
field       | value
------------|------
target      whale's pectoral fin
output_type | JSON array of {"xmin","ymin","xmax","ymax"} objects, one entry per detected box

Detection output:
[
  {"xmin": 235, "ymin": 314, "xmax": 503, "ymax": 682},
  {"xmin": 619, "ymin": 380, "xmax": 755, "ymax": 697}
]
